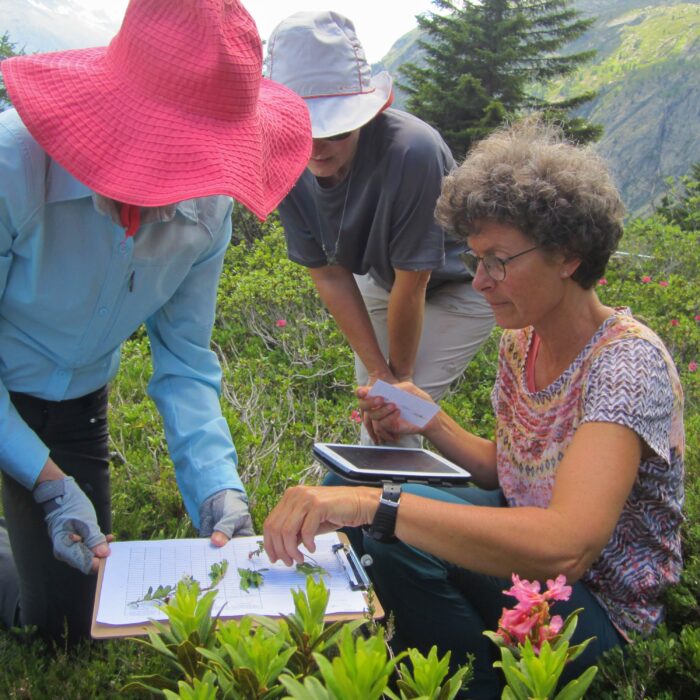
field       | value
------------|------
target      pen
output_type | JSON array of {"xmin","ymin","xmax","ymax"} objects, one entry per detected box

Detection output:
[{"xmin": 128, "ymin": 270, "xmax": 135, "ymax": 292}]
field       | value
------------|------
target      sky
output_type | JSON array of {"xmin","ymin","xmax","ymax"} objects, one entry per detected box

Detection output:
[{"xmin": 71, "ymin": 0, "xmax": 435, "ymax": 63}]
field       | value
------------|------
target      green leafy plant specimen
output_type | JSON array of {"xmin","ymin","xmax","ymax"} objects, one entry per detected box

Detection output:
[{"xmin": 238, "ymin": 567, "xmax": 267, "ymax": 593}]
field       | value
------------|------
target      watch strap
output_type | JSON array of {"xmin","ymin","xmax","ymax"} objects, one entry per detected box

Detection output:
[{"xmin": 367, "ymin": 482, "xmax": 401, "ymax": 543}]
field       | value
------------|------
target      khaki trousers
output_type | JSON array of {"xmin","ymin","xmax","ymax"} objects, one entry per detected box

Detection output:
[{"xmin": 354, "ymin": 274, "xmax": 495, "ymax": 446}]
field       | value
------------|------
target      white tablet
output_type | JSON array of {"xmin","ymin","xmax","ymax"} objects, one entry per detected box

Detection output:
[{"xmin": 313, "ymin": 443, "xmax": 472, "ymax": 484}]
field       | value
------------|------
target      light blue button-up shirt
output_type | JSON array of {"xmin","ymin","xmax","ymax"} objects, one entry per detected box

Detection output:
[{"xmin": 0, "ymin": 109, "xmax": 244, "ymax": 527}]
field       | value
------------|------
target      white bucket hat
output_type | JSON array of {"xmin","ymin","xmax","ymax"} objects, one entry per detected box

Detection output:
[{"xmin": 267, "ymin": 11, "xmax": 394, "ymax": 139}]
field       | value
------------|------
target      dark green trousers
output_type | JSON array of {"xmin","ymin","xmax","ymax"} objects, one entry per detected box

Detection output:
[{"xmin": 326, "ymin": 474, "xmax": 624, "ymax": 699}]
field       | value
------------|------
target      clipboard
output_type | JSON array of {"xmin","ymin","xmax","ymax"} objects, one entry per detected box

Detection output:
[{"xmin": 91, "ymin": 532, "xmax": 382, "ymax": 639}]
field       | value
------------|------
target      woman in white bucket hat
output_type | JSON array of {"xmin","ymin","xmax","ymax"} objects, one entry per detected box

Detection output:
[{"xmin": 267, "ymin": 11, "xmax": 494, "ymax": 446}]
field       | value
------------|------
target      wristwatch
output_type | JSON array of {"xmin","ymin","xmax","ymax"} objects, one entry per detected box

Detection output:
[{"xmin": 366, "ymin": 482, "xmax": 402, "ymax": 543}]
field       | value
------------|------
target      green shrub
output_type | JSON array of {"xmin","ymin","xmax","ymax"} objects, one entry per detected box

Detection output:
[
  {"xmin": 0, "ymin": 188, "xmax": 697, "ymax": 697},
  {"xmin": 126, "ymin": 576, "xmax": 471, "ymax": 700}
]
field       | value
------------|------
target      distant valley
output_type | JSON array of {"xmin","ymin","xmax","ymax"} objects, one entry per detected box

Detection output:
[{"xmin": 376, "ymin": 0, "xmax": 700, "ymax": 216}]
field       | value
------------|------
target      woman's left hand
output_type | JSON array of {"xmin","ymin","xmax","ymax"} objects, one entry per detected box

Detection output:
[{"xmin": 357, "ymin": 383, "xmax": 431, "ymax": 442}]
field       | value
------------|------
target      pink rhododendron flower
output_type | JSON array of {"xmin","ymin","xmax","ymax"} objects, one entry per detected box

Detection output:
[
  {"xmin": 535, "ymin": 615, "xmax": 565, "ymax": 652},
  {"xmin": 497, "ymin": 574, "xmax": 572, "ymax": 653},
  {"xmin": 659, "ymin": 280, "xmax": 669, "ymax": 287},
  {"xmin": 350, "ymin": 409, "xmax": 362, "ymax": 423},
  {"xmin": 598, "ymin": 278, "xmax": 607, "ymax": 286},
  {"xmin": 689, "ymin": 362, "xmax": 698, "ymax": 373},
  {"xmin": 275, "ymin": 319, "xmax": 287, "ymax": 328},
  {"xmin": 544, "ymin": 574, "xmax": 573, "ymax": 602},
  {"xmin": 642, "ymin": 276, "xmax": 652, "ymax": 284},
  {"xmin": 504, "ymin": 574, "xmax": 543, "ymax": 611},
  {"xmin": 498, "ymin": 607, "xmax": 541, "ymax": 646},
  {"xmin": 695, "ymin": 315, "xmax": 700, "ymax": 322},
  {"xmin": 670, "ymin": 319, "xmax": 680, "ymax": 327}
]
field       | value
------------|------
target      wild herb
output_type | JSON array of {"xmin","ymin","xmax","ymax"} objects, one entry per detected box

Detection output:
[
  {"xmin": 247, "ymin": 539, "xmax": 265, "ymax": 560},
  {"xmin": 295, "ymin": 560, "xmax": 327, "ymax": 578},
  {"xmin": 238, "ymin": 567, "xmax": 267, "ymax": 592},
  {"xmin": 129, "ymin": 583, "xmax": 176, "ymax": 608},
  {"xmin": 205, "ymin": 559, "xmax": 228, "ymax": 590},
  {"xmin": 128, "ymin": 561, "xmax": 229, "ymax": 607}
]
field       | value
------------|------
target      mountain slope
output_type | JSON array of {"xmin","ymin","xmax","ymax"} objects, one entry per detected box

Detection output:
[
  {"xmin": 549, "ymin": 2, "xmax": 700, "ymax": 215},
  {"xmin": 377, "ymin": 1, "xmax": 700, "ymax": 215}
]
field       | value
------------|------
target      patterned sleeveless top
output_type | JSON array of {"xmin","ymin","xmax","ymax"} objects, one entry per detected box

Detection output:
[{"xmin": 492, "ymin": 308, "xmax": 685, "ymax": 638}]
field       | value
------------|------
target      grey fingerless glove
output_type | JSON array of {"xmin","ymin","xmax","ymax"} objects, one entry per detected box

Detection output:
[
  {"xmin": 32, "ymin": 476, "xmax": 106, "ymax": 575},
  {"xmin": 198, "ymin": 489, "xmax": 254, "ymax": 538}
]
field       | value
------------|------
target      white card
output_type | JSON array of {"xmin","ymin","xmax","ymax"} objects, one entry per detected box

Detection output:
[{"xmin": 366, "ymin": 380, "xmax": 440, "ymax": 428}]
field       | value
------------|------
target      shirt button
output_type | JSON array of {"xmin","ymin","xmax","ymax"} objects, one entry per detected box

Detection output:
[{"xmin": 98, "ymin": 307, "xmax": 108, "ymax": 316}]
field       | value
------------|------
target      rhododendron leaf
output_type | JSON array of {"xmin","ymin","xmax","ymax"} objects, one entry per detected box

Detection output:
[
  {"xmin": 483, "ymin": 630, "xmax": 507, "ymax": 648},
  {"xmin": 552, "ymin": 665, "xmax": 598, "ymax": 700},
  {"xmin": 555, "ymin": 608, "xmax": 584, "ymax": 646},
  {"xmin": 564, "ymin": 638, "xmax": 595, "ymax": 664},
  {"xmin": 495, "ymin": 648, "xmax": 529, "ymax": 700}
]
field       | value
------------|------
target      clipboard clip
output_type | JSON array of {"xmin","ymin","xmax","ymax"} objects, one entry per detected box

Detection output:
[{"xmin": 332, "ymin": 543, "xmax": 371, "ymax": 591}]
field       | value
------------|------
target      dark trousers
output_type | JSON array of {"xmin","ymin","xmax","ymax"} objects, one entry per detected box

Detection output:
[
  {"xmin": 0, "ymin": 386, "xmax": 111, "ymax": 643},
  {"xmin": 325, "ymin": 474, "xmax": 624, "ymax": 699}
]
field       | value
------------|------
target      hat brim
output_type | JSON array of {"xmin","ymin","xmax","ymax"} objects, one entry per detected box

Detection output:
[
  {"xmin": 306, "ymin": 72, "xmax": 393, "ymax": 139},
  {"xmin": 2, "ymin": 49, "xmax": 311, "ymax": 219}
]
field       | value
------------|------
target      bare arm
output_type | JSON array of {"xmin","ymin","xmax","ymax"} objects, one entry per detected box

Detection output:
[
  {"xmin": 309, "ymin": 265, "xmax": 393, "ymax": 383},
  {"xmin": 386, "ymin": 268, "xmax": 432, "ymax": 381},
  {"xmin": 394, "ymin": 422, "xmax": 642, "ymax": 581},
  {"xmin": 35, "ymin": 456, "xmax": 66, "ymax": 484}
]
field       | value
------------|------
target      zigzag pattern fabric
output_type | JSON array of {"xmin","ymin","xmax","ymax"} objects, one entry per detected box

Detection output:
[{"xmin": 493, "ymin": 308, "xmax": 684, "ymax": 638}]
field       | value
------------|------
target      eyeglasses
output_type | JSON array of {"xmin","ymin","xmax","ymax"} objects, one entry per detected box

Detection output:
[
  {"xmin": 460, "ymin": 246, "xmax": 539, "ymax": 281},
  {"xmin": 323, "ymin": 131, "xmax": 352, "ymax": 142}
]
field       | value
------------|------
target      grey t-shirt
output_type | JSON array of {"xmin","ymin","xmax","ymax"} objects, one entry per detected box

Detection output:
[{"xmin": 278, "ymin": 109, "xmax": 471, "ymax": 293}]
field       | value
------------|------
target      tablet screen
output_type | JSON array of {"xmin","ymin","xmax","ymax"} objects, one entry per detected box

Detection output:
[
  {"xmin": 330, "ymin": 445, "xmax": 459, "ymax": 473},
  {"xmin": 314, "ymin": 443, "xmax": 471, "ymax": 481}
]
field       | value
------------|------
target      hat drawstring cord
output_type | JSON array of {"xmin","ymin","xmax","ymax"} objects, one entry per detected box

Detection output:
[{"xmin": 119, "ymin": 203, "xmax": 141, "ymax": 238}]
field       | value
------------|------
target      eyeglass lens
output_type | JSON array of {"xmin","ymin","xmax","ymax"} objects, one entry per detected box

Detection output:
[{"xmin": 461, "ymin": 252, "xmax": 505, "ymax": 281}]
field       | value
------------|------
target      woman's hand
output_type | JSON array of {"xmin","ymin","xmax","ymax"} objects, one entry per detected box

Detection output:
[
  {"xmin": 263, "ymin": 485, "xmax": 378, "ymax": 566},
  {"xmin": 356, "ymin": 382, "xmax": 436, "ymax": 443}
]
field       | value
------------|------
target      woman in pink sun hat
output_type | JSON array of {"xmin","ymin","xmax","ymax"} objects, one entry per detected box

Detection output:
[{"xmin": 0, "ymin": 0, "xmax": 310, "ymax": 643}]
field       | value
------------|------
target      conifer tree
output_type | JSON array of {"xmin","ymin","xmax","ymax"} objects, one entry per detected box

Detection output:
[
  {"xmin": 400, "ymin": 0, "xmax": 601, "ymax": 159},
  {"xmin": 1, "ymin": 32, "xmax": 24, "ymax": 107}
]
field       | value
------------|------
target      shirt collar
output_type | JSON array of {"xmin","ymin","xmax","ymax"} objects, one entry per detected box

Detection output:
[{"xmin": 45, "ymin": 157, "xmax": 199, "ymax": 224}]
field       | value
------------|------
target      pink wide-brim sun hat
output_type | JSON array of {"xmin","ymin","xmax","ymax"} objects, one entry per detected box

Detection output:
[{"xmin": 1, "ymin": 0, "xmax": 311, "ymax": 219}]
